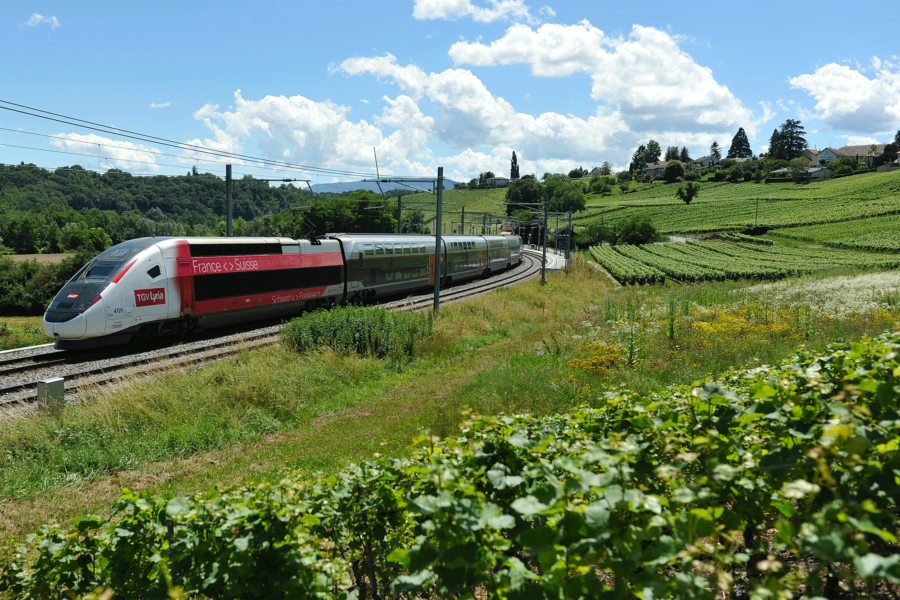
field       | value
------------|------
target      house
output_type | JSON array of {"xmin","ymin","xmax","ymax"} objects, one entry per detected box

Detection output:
[
  {"xmin": 818, "ymin": 144, "xmax": 886, "ymax": 168},
  {"xmin": 801, "ymin": 148, "xmax": 820, "ymax": 165},
  {"xmin": 484, "ymin": 176, "xmax": 510, "ymax": 188},
  {"xmin": 730, "ymin": 157, "xmax": 753, "ymax": 164},
  {"xmin": 642, "ymin": 161, "xmax": 677, "ymax": 177},
  {"xmin": 690, "ymin": 156, "xmax": 716, "ymax": 168},
  {"xmin": 768, "ymin": 167, "xmax": 833, "ymax": 179},
  {"xmin": 588, "ymin": 167, "xmax": 603, "ymax": 177},
  {"xmin": 807, "ymin": 167, "xmax": 833, "ymax": 180}
]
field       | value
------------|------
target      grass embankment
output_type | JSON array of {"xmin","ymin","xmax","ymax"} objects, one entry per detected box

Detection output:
[
  {"xmin": 0, "ymin": 317, "xmax": 51, "ymax": 351},
  {"xmin": 2, "ymin": 263, "xmax": 899, "ymax": 544}
]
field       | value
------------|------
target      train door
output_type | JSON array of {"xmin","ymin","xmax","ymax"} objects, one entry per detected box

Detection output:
[{"xmin": 178, "ymin": 259, "xmax": 195, "ymax": 316}]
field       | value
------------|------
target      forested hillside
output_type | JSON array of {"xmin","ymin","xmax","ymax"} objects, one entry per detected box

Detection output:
[{"xmin": 0, "ymin": 163, "xmax": 312, "ymax": 253}]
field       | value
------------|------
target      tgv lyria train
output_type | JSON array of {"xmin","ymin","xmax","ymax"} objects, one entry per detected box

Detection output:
[{"xmin": 43, "ymin": 234, "xmax": 523, "ymax": 349}]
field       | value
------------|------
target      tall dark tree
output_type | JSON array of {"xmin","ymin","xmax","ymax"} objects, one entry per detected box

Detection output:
[
  {"xmin": 679, "ymin": 146, "xmax": 691, "ymax": 162},
  {"xmin": 664, "ymin": 146, "xmax": 680, "ymax": 161},
  {"xmin": 709, "ymin": 141, "xmax": 722, "ymax": 163},
  {"xmin": 510, "ymin": 151, "xmax": 520, "ymax": 179},
  {"xmin": 727, "ymin": 127, "xmax": 752, "ymax": 158},
  {"xmin": 768, "ymin": 129, "xmax": 785, "ymax": 160},
  {"xmin": 630, "ymin": 145, "xmax": 646, "ymax": 172},
  {"xmin": 643, "ymin": 140, "xmax": 662, "ymax": 165},
  {"xmin": 894, "ymin": 130, "xmax": 900, "ymax": 146},
  {"xmin": 779, "ymin": 119, "xmax": 808, "ymax": 159}
]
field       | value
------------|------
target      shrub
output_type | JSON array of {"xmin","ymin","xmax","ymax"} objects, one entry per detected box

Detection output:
[
  {"xmin": 613, "ymin": 213, "xmax": 659, "ymax": 245},
  {"xmin": 281, "ymin": 305, "xmax": 431, "ymax": 361},
  {"xmin": 661, "ymin": 161, "xmax": 684, "ymax": 183}
]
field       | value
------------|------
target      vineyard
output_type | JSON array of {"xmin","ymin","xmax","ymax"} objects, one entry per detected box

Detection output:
[
  {"xmin": 589, "ymin": 240, "xmax": 900, "ymax": 285},
  {"xmin": 3, "ymin": 333, "xmax": 900, "ymax": 598},
  {"xmin": 578, "ymin": 170, "xmax": 900, "ymax": 235},
  {"xmin": 774, "ymin": 214, "xmax": 900, "ymax": 253}
]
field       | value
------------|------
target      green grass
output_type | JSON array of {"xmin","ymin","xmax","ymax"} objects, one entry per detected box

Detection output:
[{"xmin": 0, "ymin": 317, "xmax": 51, "ymax": 351}]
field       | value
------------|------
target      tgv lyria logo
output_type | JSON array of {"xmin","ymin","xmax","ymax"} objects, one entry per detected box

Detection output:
[{"xmin": 134, "ymin": 288, "xmax": 166, "ymax": 306}]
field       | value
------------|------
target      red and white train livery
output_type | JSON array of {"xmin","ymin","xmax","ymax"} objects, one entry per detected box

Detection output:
[{"xmin": 43, "ymin": 233, "xmax": 522, "ymax": 349}]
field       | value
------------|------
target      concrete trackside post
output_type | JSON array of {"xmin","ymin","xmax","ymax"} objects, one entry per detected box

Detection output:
[{"xmin": 37, "ymin": 377, "xmax": 64, "ymax": 412}]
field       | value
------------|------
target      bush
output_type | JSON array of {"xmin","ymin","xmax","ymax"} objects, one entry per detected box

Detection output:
[
  {"xmin": 281, "ymin": 305, "xmax": 431, "ymax": 361},
  {"xmin": 661, "ymin": 161, "xmax": 684, "ymax": 183},
  {"xmin": 614, "ymin": 213, "xmax": 659, "ymax": 245}
]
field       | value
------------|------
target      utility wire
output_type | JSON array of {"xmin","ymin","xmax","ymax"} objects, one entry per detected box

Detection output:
[
  {"xmin": 0, "ymin": 99, "xmax": 386, "ymax": 178},
  {"xmin": 0, "ymin": 127, "xmax": 343, "ymax": 176},
  {"xmin": 0, "ymin": 141, "xmax": 227, "ymax": 174}
]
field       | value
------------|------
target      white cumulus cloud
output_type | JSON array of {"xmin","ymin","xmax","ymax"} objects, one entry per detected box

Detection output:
[
  {"xmin": 789, "ymin": 58, "xmax": 900, "ymax": 134},
  {"xmin": 150, "ymin": 102, "xmax": 171, "ymax": 109},
  {"xmin": 449, "ymin": 22, "xmax": 769, "ymax": 137},
  {"xmin": 49, "ymin": 133, "xmax": 161, "ymax": 173},
  {"xmin": 412, "ymin": 0, "xmax": 541, "ymax": 24},
  {"xmin": 24, "ymin": 13, "xmax": 60, "ymax": 28}
]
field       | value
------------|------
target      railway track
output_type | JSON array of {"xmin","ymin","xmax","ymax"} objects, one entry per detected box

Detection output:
[{"xmin": 1, "ymin": 254, "xmax": 545, "ymax": 408}]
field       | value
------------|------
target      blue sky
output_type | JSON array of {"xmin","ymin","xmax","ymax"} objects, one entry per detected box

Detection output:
[{"xmin": 2, "ymin": 0, "xmax": 899, "ymax": 184}]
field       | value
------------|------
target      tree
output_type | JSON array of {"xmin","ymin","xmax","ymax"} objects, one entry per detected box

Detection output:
[
  {"xmin": 727, "ymin": 127, "xmax": 752, "ymax": 158},
  {"xmin": 589, "ymin": 176, "xmax": 611, "ymax": 195},
  {"xmin": 581, "ymin": 220, "xmax": 612, "ymax": 247},
  {"xmin": 630, "ymin": 145, "xmax": 646, "ymax": 172},
  {"xmin": 543, "ymin": 174, "xmax": 586, "ymax": 213},
  {"xmin": 675, "ymin": 181, "xmax": 700, "ymax": 205},
  {"xmin": 567, "ymin": 167, "xmax": 586, "ymax": 179},
  {"xmin": 768, "ymin": 129, "xmax": 785, "ymax": 160},
  {"xmin": 467, "ymin": 178, "xmax": 479, "ymax": 190},
  {"xmin": 679, "ymin": 146, "xmax": 691, "ymax": 162},
  {"xmin": 643, "ymin": 141, "xmax": 662, "ymax": 165},
  {"xmin": 664, "ymin": 146, "xmax": 680, "ymax": 161},
  {"xmin": 510, "ymin": 151, "xmax": 520, "ymax": 179},
  {"xmin": 709, "ymin": 141, "xmax": 722, "ymax": 164},
  {"xmin": 505, "ymin": 177, "xmax": 543, "ymax": 216},
  {"xmin": 600, "ymin": 161, "xmax": 612, "ymax": 176},
  {"xmin": 662, "ymin": 161, "xmax": 685, "ymax": 183},
  {"xmin": 614, "ymin": 214, "xmax": 658, "ymax": 245},
  {"xmin": 789, "ymin": 157, "xmax": 810, "ymax": 183},
  {"xmin": 894, "ymin": 130, "xmax": 900, "ymax": 146},
  {"xmin": 779, "ymin": 119, "xmax": 807, "ymax": 159}
]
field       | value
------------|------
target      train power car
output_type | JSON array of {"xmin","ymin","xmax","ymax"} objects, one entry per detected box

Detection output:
[{"xmin": 43, "ymin": 233, "xmax": 523, "ymax": 349}]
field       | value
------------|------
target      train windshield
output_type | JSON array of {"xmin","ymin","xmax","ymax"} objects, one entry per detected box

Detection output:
[
  {"xmin": 68, "ymin": 238, "xmax": 160, "ymax": 285},
  {"xmin": 45, "ymin": 238, "xmax": 161, "ymax": 324}
]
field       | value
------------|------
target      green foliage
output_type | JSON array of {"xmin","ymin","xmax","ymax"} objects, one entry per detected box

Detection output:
[
  {"xmin": 607, "ymin": 239, "xmax": 900, "ymax": 283},
  {"xmin": 642, "ymin": 140, "xmax": 662, "ymax": 166},
  {"xmin": 613, "ymin": 213, "xmax": 658, "ymax": 245},
  {"xmin": 505, "ymin": 177, "xmax": 543, "ymax": 215},
  {"xmin": 675, "ymin": 181, "xmax": 700, "ymax": 204},
  {"xmin": 590, "ymin": 245, "xmax": 665, "ymax": 284},
  {"xmin": 510, "ymin": 151, "xmax": 520, "ymax": 179},
  {"xmin": 727, "ymin": 126, "xmax": 752, "ymax": 158},
  {"xmin": 281, "ymin": 305, "xmax": 431, "ymax": 361},
  {"xmin": 7, "ymin": 332, "xmax": 900, "ymax": 598},
  {"xmin": 662, "ymin": 160, "xmax": 684, "ymax": 183},
  {"xmin": 542, "ymin": 174, "xmax": 586, "ymax": 213},
  {"xmin": 0, "ymin": 248, "xmax": 98, "ymax": 315}
]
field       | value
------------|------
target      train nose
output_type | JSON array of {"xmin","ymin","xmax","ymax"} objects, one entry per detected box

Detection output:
[{"xmin": 46, "ymin": 314, "xmax": 88, "ymax": 339}]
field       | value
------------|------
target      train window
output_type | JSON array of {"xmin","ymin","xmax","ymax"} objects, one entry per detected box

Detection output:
[
  {"xmin": 375, "ymin": 243, "xmax": 384, "ymax": 255},
  {"xmin": 385, "ymin": 244, "xmax": 393, "ymax": 255},
  {"xmin": 420, "ymin": 243, "xmax": 426, "ymax": 252},
  {"xmin": 394, "ymin": 243, "xmax": 403, "ymax": 254},
  {"xmin": 411, "ymin": 243, "xmax": 418, "ymax": 253},
  {"xmin": 403, "ymin": 243, "xmax": 410, "ymax": 254},
  {"xmin": 386, "ymin": 271, "xmax": 394, "ymax": 282},
  {"xmin": 147, "ymin": 265, "xmax": 161, "ymax": 279},
  {"xmin": 364, "ymin": 243, "xmax": 374, "ymax": 256}
]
